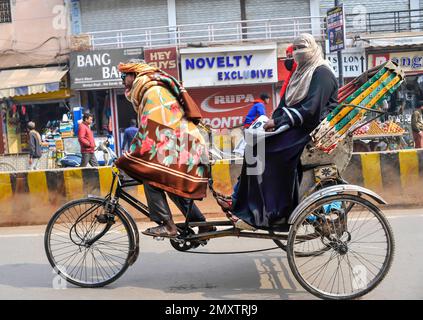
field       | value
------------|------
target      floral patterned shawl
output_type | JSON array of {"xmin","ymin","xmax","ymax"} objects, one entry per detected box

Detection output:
[{"xmin": 115, "ymin": 63, "xmax": 209, "ymax": 199}]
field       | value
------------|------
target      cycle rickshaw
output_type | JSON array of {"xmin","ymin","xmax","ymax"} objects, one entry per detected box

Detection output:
[{"xmin": 44, "ymin": 62, "xmax": 401, "ymax": 300}]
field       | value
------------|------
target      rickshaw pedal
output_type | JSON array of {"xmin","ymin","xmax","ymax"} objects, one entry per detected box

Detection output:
[{"xmin": 153, "ymin": 236, "xmax": 165, "ymax": 241}]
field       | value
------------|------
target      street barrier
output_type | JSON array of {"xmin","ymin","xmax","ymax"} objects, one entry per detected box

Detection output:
[{"xmin": 0, "ymin": 149, "xmax": 422, "ymax": 226}]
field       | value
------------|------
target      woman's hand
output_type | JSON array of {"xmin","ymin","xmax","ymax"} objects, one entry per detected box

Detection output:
[{"xmin": 263, "ymin": 119, "xmax": 275, "ymax": 131}]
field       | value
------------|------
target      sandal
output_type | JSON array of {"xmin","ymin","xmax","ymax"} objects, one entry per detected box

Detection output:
[
  {"xmin": 198, "ymin": 225, "xmax": 217, "ymax": 233},
  {"xmin": 142, "ymin": 225, "xmax": 178, "ymax": 238},
  {"xmin": 216, "ymin": 197, "xmax": 233, "ymax": 212}
]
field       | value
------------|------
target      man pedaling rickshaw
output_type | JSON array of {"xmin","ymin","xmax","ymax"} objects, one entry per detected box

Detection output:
[{"xmin": 116, "ymin": 59, "xmax": 215, "ymax": 238}]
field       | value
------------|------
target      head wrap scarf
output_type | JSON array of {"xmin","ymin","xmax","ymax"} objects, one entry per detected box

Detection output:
[
  {"xmin": 279, "ymin": 44, "xmax": 297, "ymax": 99},
  {"xmin": 118, "ymin": 61, "xmax": 202, "ymax": 123},
  {"xmin": 285, "ymin": 33, "xmax": 332, "ymax": 107}
]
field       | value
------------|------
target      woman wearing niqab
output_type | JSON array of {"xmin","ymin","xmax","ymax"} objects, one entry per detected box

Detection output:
[{"xmin": 232, "ymin": 34, "xmax": 338, "ymax": 231}]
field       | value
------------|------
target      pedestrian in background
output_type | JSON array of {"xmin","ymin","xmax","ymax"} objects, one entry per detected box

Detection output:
[
  {"xmin": 78, "ymin": 113, "xmax": 99, "ymax": 167},
  {"xmin": 243, "ymin": 92, "xmax": 270, "ymax": 128},
  {"xmin": 121, "ymin": 119, "xmax": 138, "ymax": 152},
  {"xmin": 411, "ymin": 104, "xmax": 423, "ymax": 148},
  {"xmin": 279, "ymin": 44, "xmax": 297, "ymax": 99},
  {"xmin": 28, "ymin": 121, "xmax": 42, "ymax": 170}
]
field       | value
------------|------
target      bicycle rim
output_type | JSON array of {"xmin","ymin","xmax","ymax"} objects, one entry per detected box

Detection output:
[{"xmin": 45, "ymin": 198, "xmax": 134, "ymax": 288}]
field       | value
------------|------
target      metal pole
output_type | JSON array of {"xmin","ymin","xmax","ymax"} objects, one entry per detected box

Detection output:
[{"xmin": 335, "ymin": 0, "xmax": 344, "ymax": 87}]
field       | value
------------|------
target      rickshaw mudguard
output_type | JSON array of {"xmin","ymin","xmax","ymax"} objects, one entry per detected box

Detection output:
[{"xmin": 288, "ymin": 184, "xmax": 387, "ymax": 225}]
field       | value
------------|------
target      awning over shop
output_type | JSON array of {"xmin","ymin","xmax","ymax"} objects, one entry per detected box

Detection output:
[{"xmin": 0, "ymin": 66, "xmax": 68, "ymax": 99}]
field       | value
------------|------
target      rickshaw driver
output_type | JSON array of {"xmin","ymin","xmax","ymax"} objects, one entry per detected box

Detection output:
[
  {"xmin": 117, "ymin": 59, "xmax": 215, "ymax": 238},
  {"xmin": 230, "ymin": 34, "xmax": 339, "ymax": 231}
]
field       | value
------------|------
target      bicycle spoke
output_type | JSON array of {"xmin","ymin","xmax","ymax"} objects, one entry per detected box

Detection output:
[
  {"xmin": 47, "ymin": 200, "xmax": 132, "ymax": 286},
  {"xmin": 290, "ymin": 197, "xmax": 393, "ymax": 299}
]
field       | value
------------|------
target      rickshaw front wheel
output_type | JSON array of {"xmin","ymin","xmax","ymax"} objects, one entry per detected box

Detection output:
[{"xmin": 287, "ymin": 194, "xmax": 395, "ymax": 300}]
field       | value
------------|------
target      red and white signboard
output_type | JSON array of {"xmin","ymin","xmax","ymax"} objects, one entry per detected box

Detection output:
[
  {"xmin": 189, "ymin": 85, "xmax": 274, "ymax": 129},
  {"xmin": 144, "ymin": 47, "xmax": 179, "ymax": 79}
]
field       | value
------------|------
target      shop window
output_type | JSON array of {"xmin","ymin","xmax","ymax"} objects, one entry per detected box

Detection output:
[
  {"xmin": 352, "ymin": 75, "xmax": 423, "ymax": 152},
  {"xmin": 79, "ymin": 90, "xmax": 112, "ymax": 136},
  {"xmin": 0, "ymin": 0, "xmax": 12, "ymax": 23}
]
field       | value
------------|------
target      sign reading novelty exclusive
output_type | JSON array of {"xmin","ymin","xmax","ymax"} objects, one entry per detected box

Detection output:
[
  {"xmin": 70, "ymin": 48, "xmax": 143, "ymax": 89},
  {"xmin": 180, "ymin": 44, "xmax": 278, "ymax": 87}
]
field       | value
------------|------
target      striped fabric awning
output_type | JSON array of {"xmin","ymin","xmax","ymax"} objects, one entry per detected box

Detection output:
[{"xmin": 0, "ymin": 66, "xmax": 68, "ymax": 99}]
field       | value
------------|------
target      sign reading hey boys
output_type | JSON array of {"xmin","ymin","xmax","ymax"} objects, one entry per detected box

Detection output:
[{"xmin": 180, "ymin": 44, "xmax": 278, "ymax": 87}]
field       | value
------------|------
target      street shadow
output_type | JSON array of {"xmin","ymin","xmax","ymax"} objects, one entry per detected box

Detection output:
[
  {"xmin": 0, "ymin": 244, "xmax": 310, "ymax": 299},
  {"xmin": 112, "ymin": 245, "xmax": 310, "ymax": 300}
]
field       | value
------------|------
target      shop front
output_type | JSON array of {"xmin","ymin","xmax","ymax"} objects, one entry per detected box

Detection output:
[
  {"xmin": 69, "ymin": 47, "xmax": 144, "ymax": 157},
  {"xmin": 326, "ymin": 46, "xmax": 367, "ymax": 84},
  {"xmin": 180, "ymin": 44, "xmax": 278, "ymax": 151},
  {"xmin": 180, "ymin": 43, "xmax": 278, "ymax": 124},
  {"xmin": 356, "ymin": 48, "xmax": 423, "ymax": 152},
  {"xmin": 189, "ymin": 85, "xmax": 275, "ymax": 130},
  {"xmin": 0, "ymin": 66, "xmax": 70, "ymax": 170}
]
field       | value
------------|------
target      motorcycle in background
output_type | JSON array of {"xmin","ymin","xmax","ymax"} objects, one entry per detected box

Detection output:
[{"xmin": 58, "ymin": 137, "xmax": 117, "ymax": 168}]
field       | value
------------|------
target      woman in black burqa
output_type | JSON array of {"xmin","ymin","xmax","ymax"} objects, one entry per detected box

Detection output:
[{"xmin": 232, "ymin": 34, "xmax": 338, "ymax": 231}]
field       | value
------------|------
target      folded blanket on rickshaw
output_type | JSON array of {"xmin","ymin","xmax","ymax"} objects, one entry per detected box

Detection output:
[
  {"xmin": 115, "ymin": 67, "xmax": 209, "ymax": 200},
  {"xmin": 311, "ymin": 61, "xmax": 405, "ymax": 154}
]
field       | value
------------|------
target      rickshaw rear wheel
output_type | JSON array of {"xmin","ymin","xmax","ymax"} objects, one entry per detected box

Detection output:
[
  {"xmin": 287, "ymin": 194, "xmax": 394, "ymax": 300},
  {"xmin": 45, "ymin": 198, "xmax": 135, "ymax": 288}
]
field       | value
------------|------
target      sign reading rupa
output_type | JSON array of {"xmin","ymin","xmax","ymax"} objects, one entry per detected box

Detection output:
[
  {"xmin": 180, "ymin": 44, "xmax": 278, "ymax": 87},
  {"xmin": 144, "ymin": 47, "xmax": 179, "ymax": 79},
  {"xmin": 189, "ymin": 85, "xmax": 274, "ymax": 129},
  {"xmin": 70, "ymin": 48, "xmax": 143, "ymax": 90}
]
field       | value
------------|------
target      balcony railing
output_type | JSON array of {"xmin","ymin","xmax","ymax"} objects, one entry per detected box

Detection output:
[
  {"xmin": 87, "ymin": 16, "xmax": 325, "ymax": 49},
  {"xmin": 85, "ymin": 9, "xmax": 423, "ymax": 50},
  {"xmin": 345, "ymin": 8, "xmax": 423, "ymax": 34}
]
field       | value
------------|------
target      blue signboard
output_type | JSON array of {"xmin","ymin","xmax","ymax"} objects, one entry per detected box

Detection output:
[{"xmin": 327, "ymin": 5, "xmax": 346, "ymax": 53}]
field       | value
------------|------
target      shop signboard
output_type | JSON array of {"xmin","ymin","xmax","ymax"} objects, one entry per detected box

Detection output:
[
  {"xmin": 144, "ymin": 47, "xmax": 179, "ymax": 79},
  {"xmin": 180, "ymin": 44, "xmax": 278, "ymax": 88},
  {"xmin": 326, "ymin": 48, "xmax": 366, "ymax": 78},
  {"xmin": 189, "ymin": 85, "xmax": 274, "ymax": 129},
  {"xmin": 327, "ymin": 5, "xmax": 346, "ymax": 53},
  {"xmin": 368, "ymin": 51, "xmax": 423, "ymax": 72},
  {"xmin": 70, "ymin": 48, "xmax": 144, "ymax": 90}
]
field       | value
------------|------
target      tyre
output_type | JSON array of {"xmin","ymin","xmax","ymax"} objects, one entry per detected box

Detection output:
[
  {"xmin": 0, "ymin": 162, "xmax": 16, "ymax": 172},
  {"xmin": 45, "ymin": 198, "xmax": 135, "ymax": 288},
  {"xmin": 287, "ymin": 195, "xmax": 395, "ymax": 300}
]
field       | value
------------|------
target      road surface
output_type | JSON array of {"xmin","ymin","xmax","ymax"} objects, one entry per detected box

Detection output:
[{"xmin": 0, "ymin": 208, "xmax": 422, "ymax": 300}]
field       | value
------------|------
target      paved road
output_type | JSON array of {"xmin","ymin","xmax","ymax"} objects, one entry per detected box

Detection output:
[{"xmin": 0, "ymin": 208, "xmax": 422, "ymax": 300}]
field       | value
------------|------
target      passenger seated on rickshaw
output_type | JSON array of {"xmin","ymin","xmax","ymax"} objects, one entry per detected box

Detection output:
[{"xmin": 224, "ymin": 34, "xmax": 338, "ymax": 231}]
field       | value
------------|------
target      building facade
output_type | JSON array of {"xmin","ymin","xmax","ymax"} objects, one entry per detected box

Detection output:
[{"xmin": 0, "ymin": 0, "xmax": 71, "ymax": 166}]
